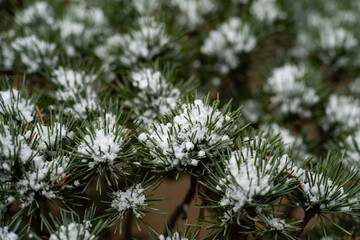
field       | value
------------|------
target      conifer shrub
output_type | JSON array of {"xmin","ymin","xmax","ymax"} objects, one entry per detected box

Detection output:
[{"xmin": 1, "ymin": 0, "xmax": 360, "ymax": 239}]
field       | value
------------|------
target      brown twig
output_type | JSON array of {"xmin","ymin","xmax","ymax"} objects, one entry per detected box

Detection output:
[
  {"xmin": 293, "ymin": 207, "xmax": 319, "ymax": 237},
  {"xmin": 194, "ymin": 178, "xmax": 199, "ymax": 205},
  {"xmin": 168, "ymin": 175, "xmax": 197, "ymax": 230},
  {"xmin": 124, "ymin": 211, "xmax": 133, "ymax": 240},
  {"xmin": 197, "ymin": 203, "xmax": 205, "ymax": 240}
]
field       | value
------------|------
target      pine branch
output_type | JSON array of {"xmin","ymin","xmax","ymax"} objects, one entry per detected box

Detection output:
[
  {"xmin": 293, "ymin": 207, "xmax": 319, "ymax": 237},
  {"xmin": 169, "ymin": 175, "xmax": 197, "ymax": 230},
  {"xmin": 124, "ymin": 211, "xmax": 133, "ymax": 240}
]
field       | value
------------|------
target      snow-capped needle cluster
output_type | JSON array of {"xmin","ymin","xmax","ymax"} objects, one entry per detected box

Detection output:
[
  {"xmin": 50, "ymin": 67, "xmax": 99, "ymax": 118},
  {"xmin": 216, "ymin": 145, "xmax": 292, "ymax": 221},
  {"xmin": 343, "ymin": 129, "xmax": 360, "ymax": 167},
  {"xmin": 125, "ymin": 66, "xmax": 182, "ymax": 126},
  {"xmin": 268, "ymin": 218, "xmax": 290, "ymax": 231},
  {"xmin": 250, "ymin": 0, "xmax": 286, "ymax": 24},
  {"xmin": 323, "ymin": 94, "xmax": 360, "ymax": 132},
  {"xmin": 262, "ymin": 123, "xmax": 309, "ymax": 163},
  {"xmin": 263, "ymin": 123, "xmax": 301, "ymax": 149},
  {"xmin": 49, "ymin": 221, "xmax": 95, "ymax": 240},
  {"xmin": 11, "ymin": 35, "xmax": 58, "ymax": 73},
  {"xmin": 169, "ymin": 0, "xmax": 216, "ymax": 31},
  {"xmin": 0, "ymin": 122, "xmax": 41, "ymax": 175},
  {"xmin": 76, "ymin": 114, "xmax": 132, "ymax": 169},
  {"xmin": 201, "ymin": 17, "xmax": 256, "ymax": 74},
  {"xmin": 126, "ymin": 0, "xmax": 161, "ymax": 14},
  {"xmin": 265, "ymin": 64, "xmax": 320, "ymax": 117},
  {"xmin": 16, "ymin": 155, "xmax": 71, "ymax": 207},
  {"xmin": 295, "ymin": 165, "xmax": 353, "ymax": 212},
  {"xmin": 0, "ymin": 31, "xmax": 15, "ymax": 70},
  {"xmin": 350, "ymin": 77, "xmax": 360, "ymax": 96},
  {"xmin": 15, "ymin": 1, "xmax": 56, "ymax": 35},
  {"xmin": 295, "ymin": 14, "xmax": 358, "ymax": 68},
  {"xmin": 139, "ymin": 99, "xmax": 239, "ymax": 170},
  {"xmin": 0, "ymin": 89, "xmax": 35, "ymax": 122},
  {"xmin": 158, "ymin": 232, "xmax": 189, "ymax": 240},
  {"xmin": 58, "ymin": 4, "xmax": 109, "ymax": 57},
  {"xmin": 96, "ymin": 16, "xmax": 173, "ymax": 68},
  {"xmin": 0, "ymin": 115, "xmax": 76, "ymax": 209},
  {"xmin": 34, "ymin": 122, "xmax": 73, "ymax": 150},
  {"xmin": 111, "ymin": 184, "xmax": 146, "ymax": 218}
]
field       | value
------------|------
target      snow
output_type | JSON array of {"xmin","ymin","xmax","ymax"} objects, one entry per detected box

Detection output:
[
  {"xmin": 201, "ymin": 17, "xmax": 256, "ymax": 74},
  {"xmin": 0, "ymin": 31, "xmax": 15, "ymax": 70},
  {"xmin": 95, "ymin": 16, "xmax": 171, "ymax": 67},
  {"xmin": 159, "ymin": 232, "xmax": 188, "ymax": 240},
  {"xmin": 14, "ymin": 1, "xmax": 56, "ymax": 35},
  {"xmin": 0, "ymin": 123, "xmax": 40, "ymax": 167},
  {"xmin": 34, "ymin": 123, "xmax": 73, "ymax": 150},
  {"xmin": 344, "ymin": 129, "xmax": 360, "ymax": 167},
  {"xmin": 51, "ymin": 67, "xmax": 97, "ymax": 101},
  {"xmin": 294, "ymin": 170, "xmax": 349, "ymax": 210},
  {"xmin": 111, "ymin": 184, "xmax": 146, "ymax": 218},
  {"xmin": 69, "ymin": 97, "xmax": 97, "ymax": 119},
  {"xmin": 324, "ymin": 94, "xmax": 360, "ymax": 131},
  {"xmin": 139, "ymin": 99, "xmax": 233, "ymax": 169},
  {"xmin": 131, "ymin": 68, "xmax": 164, "ymax": 92},
  {"xmin": 170, "ymin": 0, "xmax": 216, "ymax": 30},
  {"xmin": 57, "ymin": 4, "xmax": 108, "ymax": 57},
  {"xmin": 16, "ymin": 156, "xmax": 70, "ymax": 206},
  {"xmin": 219, "ymin": 149, "xmax": 272, "ymax": 218},
  {"xmin": 218, "ymin": 146, "xmax": 292, "ymax": 220},
  {"xmin": 130, "ymin": 0, "xmax": 161, "ymax": 14},
  {"xmin": 0, "ymin": 89, "xmax": 35, "ymax": 122},
  {"xmin": 269, "ymin": 218, "xmax": 289, "ymax": 230},
  {"xmin": 125, "ymin": 67, "xmax": 181, "ymax": 126},
  {"xmin": 49, "ymin": 222, "xmax": 95, "ymax": 240},
  {"xmin": 294, "ymin": 15, "xmax": 357, "ymax": 67},
  {"xmin": 11, "ymin": 35, "xmax": 58, "ymax": 73},
  {"xmin": 250, "ymin": 0, "xmax": 286, "ymax": 24},
  {"xmin": 265, "ymin": 64, "xmax": 319, "ymax": 117},
  {"xmin": 77, "ymin": 117, "xmax": 128, "ymax": 168},
  {"xmin": 0, "ymin": 227, "xmax": 18, "ymax": 240},
  {"xmin": 78, "ymin": 129, "xmax": 123, "ymax": 168}
]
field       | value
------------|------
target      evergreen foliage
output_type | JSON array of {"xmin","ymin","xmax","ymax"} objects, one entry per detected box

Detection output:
[{"xmin": 1, "ymin": 0, "xmax": 360, "ymax": 239}]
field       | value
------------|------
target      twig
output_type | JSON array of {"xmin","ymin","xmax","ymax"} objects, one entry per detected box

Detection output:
[
  {"xmin": 228, "ymin": 224, "xmax": 249, "ymax": 240},
  {"xmin": 228, "ymin": 207, "xmax": 257, "ymax": 240},
  {"xmin": 194, "ymin": 178, "xmax": 199, "ymax": 205},
  {"xmin": 124, "ymin": 211, "xmax": 133, "ymax": 240},
  {"xmin": 33, "ymin": 196, "xmax": 47, "ymax": 237},
  {"xmin": 293, "ymin": 207, "xmax": 319, "ymax": 237},
  {"xmin": 168, "ymin": 175, "xmax": 197, "ymax": 230},
  {"xmin": 197, "ymin": 203, "xmax": 205, "ymax": 240}
]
